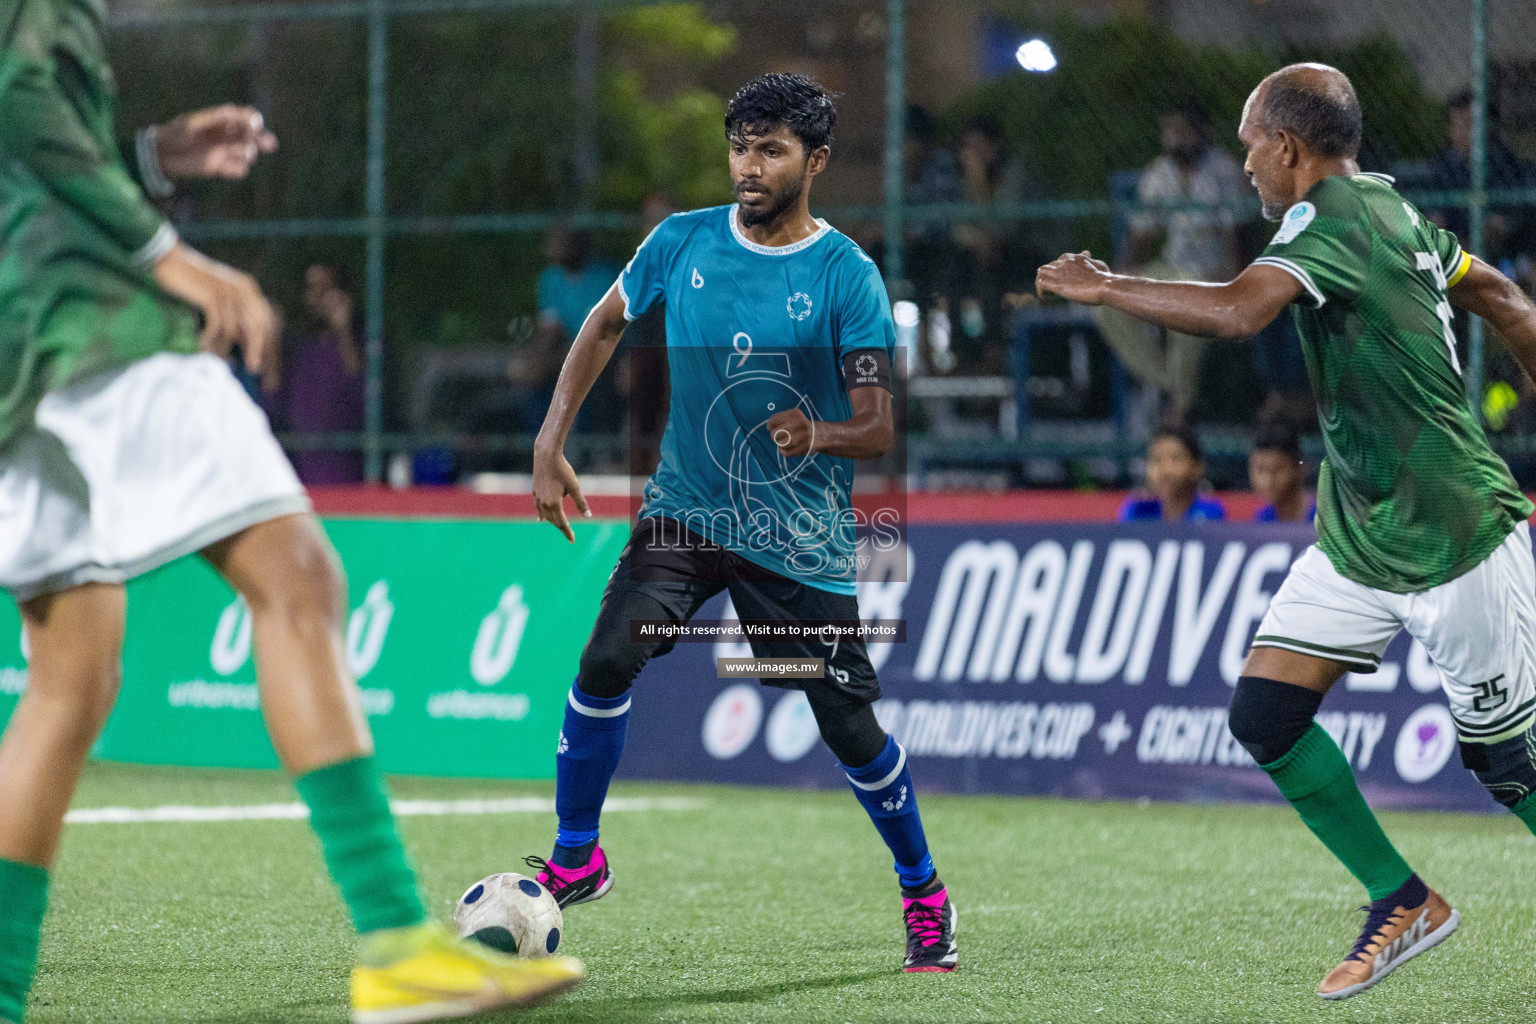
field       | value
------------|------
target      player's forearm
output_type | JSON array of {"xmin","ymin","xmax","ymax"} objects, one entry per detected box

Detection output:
[
  {"xmin": 811, "ymin": 412, "xmax": 893, "ymax": 460},
  {"xmin": 1450, "ymin": 258, "xmax": 1536, "ymax": 384},
  {"xmin": 1098, "ymin": 275, "xmax": 1260, "ymax": 339},
  {"xmin": 0, "ymin": 60, "xmax": 173, "ymax": 262},
  {"xmin": 534, "ymin": 323, "xmax": 623, "ymax": 451},
  {"xmin": 1472, "ymin": 280, "xmax": 1536, "ymax": 384}
]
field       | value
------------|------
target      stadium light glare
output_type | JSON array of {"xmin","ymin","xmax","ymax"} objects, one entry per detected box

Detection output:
[{"xmin": 1015, "ymin": 39, "xmax": 1057, "ymax": 73}]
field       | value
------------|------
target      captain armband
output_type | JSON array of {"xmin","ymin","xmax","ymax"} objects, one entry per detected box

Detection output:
[{"xmin": 841, "ymin": 349, "xmax": 892, "ymax": 392}]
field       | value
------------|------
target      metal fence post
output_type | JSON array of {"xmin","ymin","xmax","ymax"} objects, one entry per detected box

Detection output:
[
  {"xmin": 363, "ymin": 0, "xmax": 389, "ymax": 483},
  {"xmin": 1468, "ymin": 0, "xmax": 1488, "ymax": 418},
  {"xmin": 882, "ymin": 0, "xmax": 905, "ymax": 287}
]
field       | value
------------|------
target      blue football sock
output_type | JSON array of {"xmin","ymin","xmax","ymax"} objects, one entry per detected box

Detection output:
[
  {"xmin": 554, "ymin": 684, "xmax": 631, "ymax": 850},
  {"xmin": 843, "ymin": 736, "xmax": 935, "ymax": 889}
]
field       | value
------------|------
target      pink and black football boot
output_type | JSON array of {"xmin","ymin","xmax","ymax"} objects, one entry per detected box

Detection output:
[
  {"xmin": 902, "ymin": 877, "xmax": 958, "ymax": 973},
  {"xmin": 524, "ymin": 845, "xmax": 615, "ymax": 909}
]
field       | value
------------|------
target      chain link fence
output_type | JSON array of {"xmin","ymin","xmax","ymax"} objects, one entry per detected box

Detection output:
[{"xmin": 105, "ymin": 0, "xmax": 1534, "ymax": 488}]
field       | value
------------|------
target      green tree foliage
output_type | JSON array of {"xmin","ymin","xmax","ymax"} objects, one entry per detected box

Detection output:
[
  {"xmin": 107, "ymin": 4, "xmax": 736, "ymax": 366},
  {"xmin": 598, "ymin": 5, "xmax": 737, "ymax": 211}
]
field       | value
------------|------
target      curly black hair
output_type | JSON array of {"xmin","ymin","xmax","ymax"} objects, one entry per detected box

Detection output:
[
  {"xmin": 1151, "ymin": 422, "xmax": 1204, "ymax": 463},
  {"xmin": 725, "ymin": 73, "xmax": 838, "ymax": 154},
  {"xmin": 1251, "ymin": 420, "xmax": 1302, "ymax": 460}
]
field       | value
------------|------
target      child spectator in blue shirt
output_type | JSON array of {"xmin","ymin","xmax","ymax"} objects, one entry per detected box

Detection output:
[
  {"xmin": 1249, "ymin": 421, "xmax": 1316, "ymax": 523},
  {"xmin": 1120, "ymin": 424, "xmax": 1227, "ymax": 522}
]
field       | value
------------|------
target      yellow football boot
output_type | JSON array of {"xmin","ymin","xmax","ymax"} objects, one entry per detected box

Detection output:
[{"xmin": 351, "ymin": 922, "xmax": 584, "ymax": 1024}]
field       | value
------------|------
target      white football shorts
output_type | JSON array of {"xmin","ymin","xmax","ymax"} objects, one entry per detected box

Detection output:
[
  {"xmin": 0, "ymin": 352, "xmax": 310, "ymax": 602},
  {"xmin": 1254, "ymin": 522, "xmax": 1536, "ymax": 743}
]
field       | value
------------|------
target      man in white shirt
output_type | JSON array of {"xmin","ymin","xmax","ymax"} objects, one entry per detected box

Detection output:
[{"xmin": 1096, "ymin": 101, "xmax": 1251, "ymax": 421}]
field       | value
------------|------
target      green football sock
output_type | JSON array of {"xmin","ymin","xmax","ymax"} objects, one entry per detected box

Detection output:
[
  {"xmin": 1510, "ymin": 791, "xmax": 1536, "ymax": 837},
  {"xmin": 0, "ymin": 859, "xmax": 48, "ymax": 1024},
  {"xmin": 295, "ymin": 756, "xmax": 426, "ymax": 935},
  {"xmin": 1262, "ymin": 723, "xmax": 1413, "ymax": 900}
]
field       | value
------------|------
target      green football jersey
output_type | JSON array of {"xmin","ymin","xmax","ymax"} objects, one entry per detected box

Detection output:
[
  {"xmin": 1255, "ymin": 172, "xmax": 1532, "ymax": 593},
  {"xmin": 0, "ymin": 0, "xmax": 199, "ymax": 450}
]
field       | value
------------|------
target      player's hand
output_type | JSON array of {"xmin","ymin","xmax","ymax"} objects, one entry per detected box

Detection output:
[
  {"xmin": 155, "ymin": 105, "xmax": 277, "ymax": 181},
  {"xmin": 152, "ymin": 242, "xmax": 277, "ymax": 372},
  {"xmin": 1036, "ymin": 251, "xmax": 1114, "ymax": 306},
  {"xmin": 533, "ymin": 445, "xmax": 591, "ymax": 543},
  {"xmin": 766, "ymin": 408, "xmax": 815, "ymax": 457}
]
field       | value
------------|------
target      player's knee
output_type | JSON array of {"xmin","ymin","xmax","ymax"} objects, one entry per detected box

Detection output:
[
  {"xmin": 1461, "ymin": 727, "xmax": 1536, "ymax": 808},
  {"xmin": 1228, "ymin": 676, "xmax": 1324, "ymax": 766},
  {"xmin": 806, "ymin": 687, "xmax": 887, "ymax": 767},
  {"xmin": 576, "ymin": 637, "xmax": 641, "ymax": 700},
  {"xmin": 82, "ymin": 661, "xmax": 122, "ymax": 729},
  {"xmin": 27, "ymin": 657, "xmax": 121, "ymax": 735},
  {"xmin": 242, "ymin": 531, "xmax": 347, "ymax": 632},
  {"xmin": 574, "ymin": 589, "xmax": 671, "ymax": 700}
]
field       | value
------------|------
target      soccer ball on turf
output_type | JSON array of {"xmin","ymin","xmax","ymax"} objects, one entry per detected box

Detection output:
[{"xmin": 453, "ymin": 873, "xmax": 563, "ymax": 957}]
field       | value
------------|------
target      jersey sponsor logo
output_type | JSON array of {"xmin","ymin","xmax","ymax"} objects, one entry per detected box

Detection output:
[
  {"xmin": 702, "ymin": 683, "xmax": 763, "ymax": 759},
  {"xmin": 692, "ymin": 267, "xmax": 705, "ymax": 289},
  {"xmin": 1271, "ymin": 201, "xmax": 1316, "ymax": 245},
  {"xmin": 1394, "ymin": 704, "xmax": 1457, "ymax": 783},
  {"xmin": 787, "ymin": 291, "xmax": 814, "ymax": 320}
]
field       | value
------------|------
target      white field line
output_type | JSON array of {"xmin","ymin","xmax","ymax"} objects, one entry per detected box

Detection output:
[{"xmin": 65, "ymin": 795, "xmax": 705, "ymax": 825}]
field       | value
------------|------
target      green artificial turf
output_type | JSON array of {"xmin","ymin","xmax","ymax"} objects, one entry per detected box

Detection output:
[{"xmin": 25, "ymin": 762, "xmax": 1536, "ymax": 1023}]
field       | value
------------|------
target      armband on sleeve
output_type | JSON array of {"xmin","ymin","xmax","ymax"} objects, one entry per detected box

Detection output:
[{"xmin": 842, "ymin": 349, "xmax": 892, "ymax": 391}]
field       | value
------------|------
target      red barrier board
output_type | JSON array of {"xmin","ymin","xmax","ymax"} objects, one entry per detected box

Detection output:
[{"xmin": 307, "ymin": 487, "xmax": 1271, "ymax": 523}]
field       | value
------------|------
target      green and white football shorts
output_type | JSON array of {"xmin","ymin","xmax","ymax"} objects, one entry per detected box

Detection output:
[
  {"xmin": 0, "ymin": 352, "xmax": 309, "ymax": 602},
  {"xmin": 1254, "ymin": 521, "xmax": 1536, "ymax": 744}
]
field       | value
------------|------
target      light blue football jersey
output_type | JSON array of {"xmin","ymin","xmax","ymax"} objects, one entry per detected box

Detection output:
[{"xmin": 619, "ymin": 204, "xmax": 897, "ymax": 594}]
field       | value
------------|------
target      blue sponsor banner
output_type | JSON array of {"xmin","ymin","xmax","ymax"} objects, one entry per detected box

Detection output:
[{"xmin": 620, "ymin": 522, "xmax": 1499, "ymax": 813}]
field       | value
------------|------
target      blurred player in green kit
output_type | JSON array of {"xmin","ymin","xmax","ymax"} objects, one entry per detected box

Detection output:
[
  {"xmin": 0, "ymin": 1, "xmax": 581, "ymax": 1020},
  {"xmin": 1040, "ymin": 63, "xmax": 1536, "ymax": 1001}
]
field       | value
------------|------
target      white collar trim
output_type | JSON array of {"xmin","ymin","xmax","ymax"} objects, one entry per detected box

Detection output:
[
  {"xmin": 728, "ymin": 206, "xmax": 832, "ymax": 256},
  {"xmin": 1355, "ymin": 171, "xmax": 1397, "ymax": 185}
]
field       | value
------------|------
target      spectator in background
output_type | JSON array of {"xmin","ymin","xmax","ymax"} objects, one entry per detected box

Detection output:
[
  {"xmin": 1249, "ymin": 421, "xmax": 1315, "ymax": 523},
  {"xmin": 625, "ymin": 195, "xmax": 676, "ymax": 476},
  {"xmin": 1428, "ymin": 90, "xmax": 1536, "ymax": 263},
  {"xmin": 269, "ymin": 262, "xmax": 366, "ymax": 485},
  {"xmin": 1120, "ymin": 423, "xmax": 1226, "ymax": 522},
  {"xmin": 904, "ymin": 105, "xmax": 959, "ymax": 332},
  {"xmin": 938, "ymin": 114, "xmax": 1033, "ymax": 373},
  {"xmin": 1096, "ymin": 100, "xmax": 1250, "ymax": 424},
  {"xmin": 906, "ymin": 104, "xmax": 960, "ymax": 210},
  {"xmin": 510, "ymin": 228, "xmax": 620, "ymax": 432}
]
